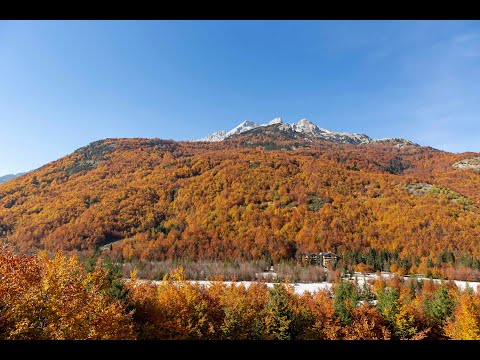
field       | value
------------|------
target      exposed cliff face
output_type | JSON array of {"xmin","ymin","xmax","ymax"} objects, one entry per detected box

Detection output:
[{"xmin": 453, "ymin": 157, "xmax": 480, "ymax": 172}]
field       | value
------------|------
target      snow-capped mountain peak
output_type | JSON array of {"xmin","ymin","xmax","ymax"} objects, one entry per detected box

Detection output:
[
  {"xmin": 259, "ymin": 117, "xmax": 284, "ymax": 127},
  {"xmin": 225, "ymin": 120, "xmax": 259, "ymax": 137},
  {"xmin": 197, "ymin": 130, "xmax": 228, "ymax": 142},
  {"xmin": 292, "ymin": 118, "xmax": 324, "ymax": 136},
  {"xmin": 267, "ymin": 117, "xmax": 283, "ymax": 125},
  {"xmin": 195, "ymin": 117, "xmax": 417, "ymax": 147}
]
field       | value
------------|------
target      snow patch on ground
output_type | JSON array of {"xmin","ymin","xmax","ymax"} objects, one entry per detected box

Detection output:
[{"xmin": 136, "ymin": 272, "xmax": 479, "ymax": 295}]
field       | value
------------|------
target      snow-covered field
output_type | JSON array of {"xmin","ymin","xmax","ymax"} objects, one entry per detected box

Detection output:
[
  {"xmin": 346, "ymin": 272, "xmax": 480, "ymax": 293},
  {"xmin": 139, "ymin": 271, "xmax": 479, "ymax": 295},
  {"xmin": 142, "ymin": 279, "xmax": 333, "ymax": 295}
]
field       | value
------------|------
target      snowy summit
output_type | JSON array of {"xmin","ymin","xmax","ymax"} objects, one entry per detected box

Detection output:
[{"xmin": 195, "ymin": 117, "xmax": 416, "ymax": 146}]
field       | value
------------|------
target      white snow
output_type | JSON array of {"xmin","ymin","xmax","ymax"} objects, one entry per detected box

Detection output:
[
  {"xmin": 225, "ymin": 120, "xmax": 259, "ymax": 137},
  {"xmin": 318, "ymin": 127, "xmax": 332, "ymax": 133},
  {"xmin": 138, "ymin": 272, "xmax": 479, "ymax": 295},
  {"xmin": 268, "ymin": 117, "xmax": 283, "ymax": 125},
  {"xmin": 346, "ymin": 272, "xmax": 480, "ymax": 292},
  {"xmin": 142, "ymin": 279, "xmax": 333, "ymax": 295},
  {"xmin": 260, "ymin": 117, "xmax": 283, "ymax": 126},
  {"xmin": 197, "ymin": 130, "xmax": 227, "ymax": 142},
  {"xmin": 292, "ymin": 118, "xmax": 324, "ymax": 137},
  {"xmin": 194, "ymin": 117, "xmax": 415, "ymax": 146}
]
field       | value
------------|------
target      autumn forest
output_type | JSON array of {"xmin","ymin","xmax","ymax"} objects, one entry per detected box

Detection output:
[{"xmin": 1, "ymin": 132, "xmax": 480, "ymax": 340}]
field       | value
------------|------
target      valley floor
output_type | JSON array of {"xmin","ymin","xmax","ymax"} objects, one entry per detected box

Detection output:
[{"xmin": 136, "ymin": 271, "xmax": 480, "ymax": 294}]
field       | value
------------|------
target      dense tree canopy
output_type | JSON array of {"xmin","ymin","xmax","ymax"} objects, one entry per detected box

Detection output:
[
  {"xmin": 0, "ymin": 137, "xmax": 479, "ymax": 277},
  {"xmin": 0, "ymin": 247, "xmax": 135, "ymax": 339}
]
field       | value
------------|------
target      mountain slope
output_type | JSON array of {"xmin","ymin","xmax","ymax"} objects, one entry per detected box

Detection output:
[
  {"xmin": 196, "ymin": 117, "xmax": 412, "ymax": 146},
  {"xmin": 0, "ymin": 136, "xmax": 479, "ymax": 266},
  {"xmin": 291, "ymin": 118, "xmax": 328, "ymax": 137},
  {"xmin": 225, "ymin": 120, "xmax": 258, "ymax": 137},
  {"xmin": 0, "ymin": 172, "xmax": 26, "ymax": 184},
  {"xmin": 197, "ymin": 130, "xmax": 227, "ymax": 142}
]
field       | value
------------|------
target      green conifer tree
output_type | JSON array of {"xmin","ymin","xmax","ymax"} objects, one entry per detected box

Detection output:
[{"xmin": 333, "ymin": 281, "xmax": 359, "ymax": 326}]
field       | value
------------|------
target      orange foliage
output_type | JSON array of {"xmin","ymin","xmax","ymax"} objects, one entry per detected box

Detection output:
[
  {"xmin": 343, "ymin": 304, "xmax": 391, "ymax": 340},
  {"xmin": 0, "ymin": 247, "xmax": 135, "ymax": 339},
  {"xmin": 0, "ymin": 138, "xmax": 478, "ymax": 266},
  {"xmin": 1, "ymin": 246, "xmax": 477, "ymax": 340}
]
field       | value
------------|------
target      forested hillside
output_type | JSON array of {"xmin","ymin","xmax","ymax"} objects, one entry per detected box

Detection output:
[{"xmin": 0, "ymin": 134, "xmax": 479, "ymax": 277}]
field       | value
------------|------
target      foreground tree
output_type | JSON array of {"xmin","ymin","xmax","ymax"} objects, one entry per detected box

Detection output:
[
  {"xmin": 444, "ymin": 290, "xmax": 480, "ymax": 340},
  {"xmin": 0, "ymin": 248, "xmax": 135, "ymax": 339},
  {"xmin": 333, "ymin": 281, "xmax": 360, "ymax": 326},
  {"xmin": 343, "ymin": 304, "xmax": 391, "ymax": 340},
  {"xmin": 128, "ymin": 268, "xmax": 224, "ymax": 339}
]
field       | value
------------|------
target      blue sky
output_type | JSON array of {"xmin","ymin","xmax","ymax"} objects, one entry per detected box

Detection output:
[{"xmin": 1, "ymin": 20, "xmax": 479, "ymax": 175}]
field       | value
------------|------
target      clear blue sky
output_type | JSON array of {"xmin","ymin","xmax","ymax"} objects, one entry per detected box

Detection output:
[{"xmin": 1, "ymin": 20, "xmax": 479, "ymax": 175}]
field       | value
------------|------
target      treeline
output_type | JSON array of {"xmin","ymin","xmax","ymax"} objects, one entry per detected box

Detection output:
[
  {"xmin": 341, "ymin": 248, "xmax": 480, "ymax": 282},
  {"xmin": 119, "ymin": 257, "xmax": 327, "ymax": 283},
  {"xmin": 109, "ymin": 247, "xmax": 480, "ymax": 283},
  {"xmin": 2, "ymin": 248, "xmax": 480, "ymax": 340}
]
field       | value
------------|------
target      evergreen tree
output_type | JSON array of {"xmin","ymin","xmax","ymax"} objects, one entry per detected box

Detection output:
[
  {"xmin": 263, "ymin": 285, "xmax": 295, "ymax": 340},
  {"xmin": 360, "ymin": 279, "xmax": 375, "ymax": 302},
  {"xmin": 333, "ymin": 281, "xmax": 359, "ymax": 326},
  {"xmin": 377, "ymin": 287, "xmax": 400, "ymax": 327},
  {"xmin": 424, "ymin": 284, "xmax": 456, "ymax": 328}
]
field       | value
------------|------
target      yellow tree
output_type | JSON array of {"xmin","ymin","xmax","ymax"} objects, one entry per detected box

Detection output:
[
  {"xmin": 0, "ymin": 248, "xmax": 135, "ymax": 340},
  {"xmin": 445, "ymin": 291, "xmax": 480, "ymax": 340}
]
